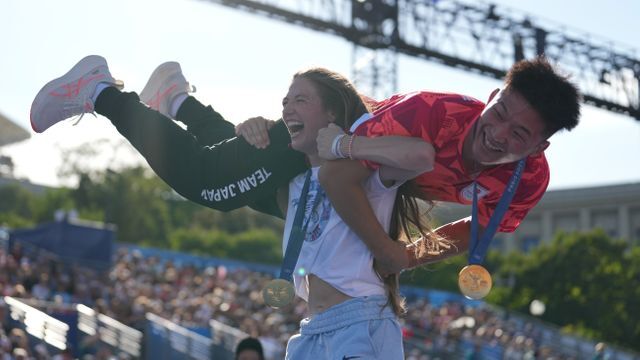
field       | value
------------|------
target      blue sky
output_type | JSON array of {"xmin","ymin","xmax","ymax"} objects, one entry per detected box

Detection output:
[{"xmin": 1, "ymin": 0, "xmax": 639, "ymax": 189}]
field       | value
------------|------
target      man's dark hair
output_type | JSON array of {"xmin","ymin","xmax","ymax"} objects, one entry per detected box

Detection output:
[
  {"xmin": 235, "ymin": 337, "xmax": 265, "ymax": 360},
  {"xmin": 505, "ymin": 56, "xmax": 581, "ymax": 137}
]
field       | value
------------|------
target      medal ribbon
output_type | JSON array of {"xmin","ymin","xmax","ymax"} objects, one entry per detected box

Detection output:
[
  {"xmin": 279, "ymin": 170, "xmax": 324, "ymax": 281},
  {"xmin": 469, "ymin": 159, "xmax": 526, "ymax": 265}
]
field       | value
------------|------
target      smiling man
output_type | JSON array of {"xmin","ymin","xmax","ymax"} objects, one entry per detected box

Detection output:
[{"xmin": 317, "ymin": 56, "xmax": 582, "ymax": 273}]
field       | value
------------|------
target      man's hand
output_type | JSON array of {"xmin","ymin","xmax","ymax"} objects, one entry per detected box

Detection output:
[
  {"xmin": 235, "ymin": 116, "xmax": 275, "ymax": 149},
  {"xmin": 317, "ymin": 123, "xmax": 346, "ymax": 160},
  {"xmin": 373, "ymin": 240, "xmax": 410, "ymax": 278}
]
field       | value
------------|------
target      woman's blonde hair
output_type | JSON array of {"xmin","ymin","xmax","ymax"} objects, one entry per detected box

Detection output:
[{"xmin": 292, "ymin": 68, "xmax": 368, "ymax": 129}]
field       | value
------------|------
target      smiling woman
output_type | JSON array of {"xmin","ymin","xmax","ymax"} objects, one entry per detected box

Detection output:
[
  {"xmin": 243, "ymin": 67, "xmax": 436, "ymax": 360},
  {"xmin": 282, "ymin": 68, "xmax": 369, "ymax": 165},
  {"xmin": 283, "ymin": 77, "xmax": 332, "ymax": 159}
]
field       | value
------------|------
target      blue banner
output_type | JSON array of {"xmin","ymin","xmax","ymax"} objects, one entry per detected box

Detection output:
[{"xmin": 8, "ymin": 219, "xmax": 114, "ymax": 271}]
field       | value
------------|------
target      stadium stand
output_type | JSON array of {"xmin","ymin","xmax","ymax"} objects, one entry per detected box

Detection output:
[{"xmin": 1, "ymin": 225, "xmax": 639, "ymax": 359}]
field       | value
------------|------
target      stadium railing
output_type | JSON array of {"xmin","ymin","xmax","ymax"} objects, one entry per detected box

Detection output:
[
  {"xmin": 3, "ymin": 296, "xmax": 70, "ymax": 353},
  {"xmin": 77, "ymin": 304, "xmax": 143, "ymax": 358},
  {"xmin": 210, "ymin": 318, "xmax": 249, "ymax": 359},
  {"xmin": 145, "ymin": 312, "xmax": 213, "ymax": 360}
]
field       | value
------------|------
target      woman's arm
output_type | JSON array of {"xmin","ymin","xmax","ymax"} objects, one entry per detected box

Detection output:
[
  {"xmin": 317, "ymin": 124, "xmax": 435, "ymax": 176},
  {"xmin": 320, "ymin": 161, "xmax": 474, "ymax": 275},
  {"xmin": 318, "ymin": 160, "xmax": 409, "ymax": 274},
  {"xmin": 350, "ymin": 135, "xmax": 435, "ymax": 174},
  {"xmin": 317, "ymin": 124, "xmax": 437, "ymax": 274},
  {"xmin": 405, "ymin": 217, "xmax": 473, "ymax": 268}
]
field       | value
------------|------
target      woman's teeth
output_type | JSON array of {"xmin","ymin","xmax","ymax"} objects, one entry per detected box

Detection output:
[{"xmin": 287, "ymin": 122, "xmax": 304, "ymax": 136}]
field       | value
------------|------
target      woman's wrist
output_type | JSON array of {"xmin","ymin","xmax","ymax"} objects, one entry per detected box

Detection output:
[
  {"xmin": 331, "ymin": 134, "xmax": 347, "ymax": 159},
  {"xmin": 339, "ymin": 134, "xmax": 357, "ymax": 160}
]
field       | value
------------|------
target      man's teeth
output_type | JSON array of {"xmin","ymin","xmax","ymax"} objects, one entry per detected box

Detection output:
[{"xmin": 484, "ymin": 132, "xmax": 502, "ymax": 152}]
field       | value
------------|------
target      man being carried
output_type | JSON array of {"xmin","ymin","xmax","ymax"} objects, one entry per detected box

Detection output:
[{"xmin": 315, "ymin": 56, "xmax": 581, "ymax": 275}]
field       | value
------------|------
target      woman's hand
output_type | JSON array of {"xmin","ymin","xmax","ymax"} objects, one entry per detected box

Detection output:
[
  {"xmin": 235, "ymin": 116, "xmax": 276, "ymax": 149},
  {"xmin": 317, "ymin": 123, "xmax": 346, "ymax": 160},
  {"xmin": 373, "ymin": 240, "xmax": 410, "ymax": 278}
]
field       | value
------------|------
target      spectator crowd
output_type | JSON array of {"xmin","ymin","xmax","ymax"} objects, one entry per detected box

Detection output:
[{"xmin": 0, "ymin": 245, "xmax": 621, "ymax": 360}]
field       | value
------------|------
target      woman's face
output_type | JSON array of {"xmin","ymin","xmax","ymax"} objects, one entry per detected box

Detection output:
[{"xmin": 282, "ymin": 76, "xmax": 334, "ymax": 159}]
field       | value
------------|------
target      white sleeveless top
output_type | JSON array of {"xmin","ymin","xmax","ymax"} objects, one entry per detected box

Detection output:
[{"xmin": 282, "ymin": 167, "xmax": 401, "ymax": 302}]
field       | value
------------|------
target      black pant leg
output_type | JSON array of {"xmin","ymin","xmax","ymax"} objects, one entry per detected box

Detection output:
[
  {"xmin": 94, "ymin": 87, "xmax": 307, "ymax": 215},
  {"xmin": 175, "ymin": 96, "xmax": 236, "ymax": 145}
]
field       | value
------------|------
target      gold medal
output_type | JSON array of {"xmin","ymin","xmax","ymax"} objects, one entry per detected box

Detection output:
[
  {"xmin": 262, "ymin": 279, "xmax": 295, "ymax": 308},
  {"xmin": 458, "ymin": 264, "xmax": 492, "ymax": 300}
]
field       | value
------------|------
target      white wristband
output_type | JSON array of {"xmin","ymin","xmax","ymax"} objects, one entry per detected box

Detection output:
[{"xmin": 331, "ymin": 134, "xmax": 347, "ymax": 159}]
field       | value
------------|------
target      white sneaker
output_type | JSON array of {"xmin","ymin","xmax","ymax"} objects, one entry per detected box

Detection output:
[
  {"xmin": 30, "ymin": 55, "xmax": 123, "ymax": 133},
  {"xmin": 139, "ymin": 62, "xmax": 195, "ymax": 118}
]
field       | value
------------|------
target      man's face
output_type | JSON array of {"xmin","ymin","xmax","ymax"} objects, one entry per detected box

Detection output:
[
  {"xmin": 470, "ymin": 88, "xmax": 549, "ymax": 166},
  {"xmin": 282, "ymin": 76, "xmax": 334, "ymax": 156}
]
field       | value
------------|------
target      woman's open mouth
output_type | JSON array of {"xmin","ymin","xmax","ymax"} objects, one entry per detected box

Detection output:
[{"xmin": 286, "ymin": 121, "xmax": 304, "ymax": 137}]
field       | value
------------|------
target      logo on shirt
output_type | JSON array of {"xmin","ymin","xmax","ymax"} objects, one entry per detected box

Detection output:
[
  {"xmin": 460, "ymin": 183, "xmax": 489, "ymax": 202},
  {"xmin": 292, "ymin": 180, "xmax": 331, "ymax": 242},
  {"xmin": 200, "ymin": 167, "xmax": 272, "ymax": 202}
]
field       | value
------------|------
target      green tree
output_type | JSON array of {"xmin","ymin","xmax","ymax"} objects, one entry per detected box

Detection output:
[
  {"xmin": 0, "ymin": 184, "xmax": 36, "ymax": 227},
  {"xmin": 181, "ymin": 205, "xmax": 284, "ymax": 234},
  {"xmin": 623, "ymin": 247, "xmax": 640, "ymax": 348},
  {"xmin": 97, "ymin": 167, "xmax": 172, "ymax": 246},
  {"xmin": 400, "ymin": 253, "xmax": 468, "ymax": 292},
  {"xmin": 168, "ymin": 227, "xmax": 281, "ymax": 264},
  {"xmin": 491, "ymin": 230, "xmax": 637, "ymax": 350},
  {"xmin": 227, "ymin": 229, "xmax": 281, "ymax": 264},
  {"xmin": 169, "ymin": 227, "xmax": 233, "ymax": 257},
  {"xmin": 31, "ymin": 188, "xmax": 77, "ymax": 223}
]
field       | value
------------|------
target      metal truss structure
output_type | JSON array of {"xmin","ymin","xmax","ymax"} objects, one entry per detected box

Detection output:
[{"xmin": 204, "ymin": 0, "xmax": 640, "ymax": 120}]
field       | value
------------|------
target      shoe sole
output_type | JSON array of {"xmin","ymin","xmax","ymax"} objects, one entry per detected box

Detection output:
[
  {"xmin": 30, "ymin": 55, "xmax": 108, "ymax": 133},
  {"xmin": 139, "ymin": 61, "xmax": 181, "ymax": 106}
]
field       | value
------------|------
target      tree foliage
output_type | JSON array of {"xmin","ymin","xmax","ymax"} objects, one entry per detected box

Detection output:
[
  {"xmin": 167, "ymin": 227, "xmax": 280, "ymax": 264},
  {"xmin": 489, "ymin": 230, "xmax": 639, "ymax": 351},
  {"xmin": 401, "ymin": 230, "xmax": 639, "ymax": 351},
  {"xmin": 1, "ymin": 163, "xmax": 283, "ymax": 262},
  {"xmin": 401, "ymin": 253, "xmax": 467, "ymax": 293}
]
